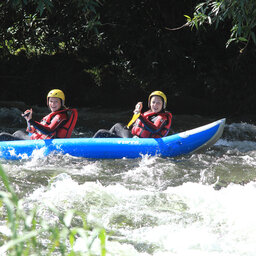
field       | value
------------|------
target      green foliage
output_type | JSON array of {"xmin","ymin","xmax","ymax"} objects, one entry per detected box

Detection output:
[
  {"xmin": 3, "ymin": 0, "xmax": 53, "ymax": 15},
  {"xmin": 0, "ymin": 0, "xmax": 102, "ymax": 56},
  {"xmin": 186, "ymin": 0, "xmax": 256, "ymax": 49},
  {"xmin": 1, "ymin": 0, "xmax": 256, "ymax": 114},
  {"xmin": 0, "ymin": 165, "xmax": 107, "ymax": 255}
]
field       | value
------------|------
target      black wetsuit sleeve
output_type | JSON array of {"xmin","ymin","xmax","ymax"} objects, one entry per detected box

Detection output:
[
  {"xmin": 138, "ymin": 115, "xmax": 167, "ymax": 134},
  {"xmin": 29, "ymin": 120, "xmax": 53, "ymax": 135},
  {"xmin": 29, "ymin": 115, "xmax": 67, "ymax": 135}
]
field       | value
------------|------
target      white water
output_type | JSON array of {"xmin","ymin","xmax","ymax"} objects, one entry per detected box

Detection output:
[
  {"xmin": 1, "ymin": 108, "xmax": 256, "ymax": 255},
  {"xmin": 23, "ymin": 170, "xmax": 256, "ymax": 256}
]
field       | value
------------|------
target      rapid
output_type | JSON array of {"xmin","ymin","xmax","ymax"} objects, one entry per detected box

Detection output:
[{"xmin": 1, "ymin": 106, "xmax": 256, "ymax": 256}]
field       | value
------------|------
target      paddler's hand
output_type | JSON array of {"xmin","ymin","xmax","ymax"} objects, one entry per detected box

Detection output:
[
  {"xmin": 134, "ymin": 102, "xmax": 143, "ymax": 114},
  {"xmin": 22, "ymin": 109, "xmax": 32, "ymax": 121}
]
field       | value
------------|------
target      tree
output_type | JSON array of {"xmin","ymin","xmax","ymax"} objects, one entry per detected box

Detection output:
[
  {"xmin": 185, "ymin": 0, "xmax": 256, "ymax": 51},
  {"xmin": 0, "ymin": 0, "xmax": 102, "ymax": 56}
]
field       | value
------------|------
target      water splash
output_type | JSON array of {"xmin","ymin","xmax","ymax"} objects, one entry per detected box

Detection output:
[
  {"xmin": 1, "ymin": 116, "xmax": 256, "ymax": 255},
  {"xmin": 21, "ymin": 170, "xmax": 256, "ymax": 256}
]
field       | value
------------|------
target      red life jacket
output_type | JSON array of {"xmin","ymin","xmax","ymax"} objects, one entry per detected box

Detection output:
[
  {"xmin": 131, "ymin": 111, "xmax": 172, "ymax": 138},
  {"xmin": 56, "ymin": 109, "xmax": 78, "ymax": 138},
  {"xmin": 30, "ymin": 109, "xmax": 78, "ymax": 140}
]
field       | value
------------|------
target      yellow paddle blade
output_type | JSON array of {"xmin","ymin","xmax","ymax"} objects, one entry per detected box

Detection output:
[{"xmin": 127, "ymin": 113, "xmax": 140, "ymax": 128}]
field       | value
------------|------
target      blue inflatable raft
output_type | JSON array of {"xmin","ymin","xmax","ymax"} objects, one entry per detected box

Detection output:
[{"xmin": 0, "ymin": 118, "xmax": 225, "ymax": 160}]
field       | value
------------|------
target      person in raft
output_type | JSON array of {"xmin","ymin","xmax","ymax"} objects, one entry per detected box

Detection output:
[
  {"xmin": 0, "ymin": 89, "xmax": 78, "ymax": 141},
  {"xmin": 93, "ymin": 90, "xmax": 172, "ymax": 138}
]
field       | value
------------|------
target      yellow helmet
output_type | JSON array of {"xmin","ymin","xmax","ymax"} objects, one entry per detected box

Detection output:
[
  {"xmin": 148, "ymin": 91, "xmax": 167, "ymax": 109},
  {"xmin": 47, "ymin": 89, "xmax": 65, "ymax": 105}
]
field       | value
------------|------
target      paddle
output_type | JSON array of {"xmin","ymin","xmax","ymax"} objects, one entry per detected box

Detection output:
[{"xmin": 127, "ymin": 102, "xmax": 142, "ymax": 128}]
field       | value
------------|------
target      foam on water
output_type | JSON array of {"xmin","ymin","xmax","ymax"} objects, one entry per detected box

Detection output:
[
  {"xmin": 22, "ymin": 170, "xmax": 256, "ymax": 256},
  {"xmin": 2, "ymin": 118, "xmax": 256, "ymax": 255},
  {"xmin": 217, "ymin": 139, "xmax": 256, "ymax": 153},
  {"xmin": 224, "ymin": 122, "xmax": 256, "ymax": 141}
]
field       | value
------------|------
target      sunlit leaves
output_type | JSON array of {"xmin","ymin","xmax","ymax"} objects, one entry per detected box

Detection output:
[
  {"xmin": 186, "ymin": 0, "xmax": 256, "ymax": 49},
  {"xmin": 0, "ymin": 0, "xmax": 102, "ymax": 56}
]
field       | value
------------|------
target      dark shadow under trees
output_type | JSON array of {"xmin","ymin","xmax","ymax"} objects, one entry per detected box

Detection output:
[{"xmin": 1, "ymin": 0, "xmax": 256, "ymax": 117}]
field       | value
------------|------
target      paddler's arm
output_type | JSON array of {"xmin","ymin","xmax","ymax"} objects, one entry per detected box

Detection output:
[
  {"xmin": 28, "ymin": 115, "xmax": 67, "ymax": 135},
  {"xmin": 22, "ymin": 108, "xmax": 33, "ymax": 132},
  {"xmin": 138, "ymin": 115, "xmax": 168, "ymax": 133}
]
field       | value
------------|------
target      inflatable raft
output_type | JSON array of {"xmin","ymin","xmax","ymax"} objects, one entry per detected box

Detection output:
[{"xmin": 0, "ymin": 118, "xmax": 225, "ymax": 160}]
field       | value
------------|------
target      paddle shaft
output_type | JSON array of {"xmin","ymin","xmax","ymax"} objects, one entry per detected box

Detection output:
[
  {"xmin": 127, "ymin": 113, "xmax": 140, "ymax": 128},
  {"xmin": 127, "ymin": 102, "xmax": 142, "ymax": 128}
]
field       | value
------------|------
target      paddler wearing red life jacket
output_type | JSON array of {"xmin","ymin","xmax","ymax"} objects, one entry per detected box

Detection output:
[
  {"xmin": 131, "ymin": 91, "xmax": 172, "ymax": 138},
  {"xmin": 0, "ymin": 89, "xmax": 77, "ymax": 141},
  {"xmin": 24, "ymin": 89, "xmax": 77, "ymax": 140},
  {"xmin": 93, "ymin": 91, "xmax": 172, "ymax": 138}
]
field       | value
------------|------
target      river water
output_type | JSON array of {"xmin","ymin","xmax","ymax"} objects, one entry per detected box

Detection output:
[{"xmin": 1, "ymin": 107, "xmax": 256, "ymax": 255}]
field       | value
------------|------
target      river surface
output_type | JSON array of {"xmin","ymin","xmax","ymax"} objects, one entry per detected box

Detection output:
[{"xmin": 1, "ymin": 107, "xmax": 256, "ymax": 255}]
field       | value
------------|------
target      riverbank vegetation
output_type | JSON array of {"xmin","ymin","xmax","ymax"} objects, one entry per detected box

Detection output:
[
  {"xmin": 0, "ymin": 165, "xmax": 107, "ymax": 255},
  {"xmin": 1, "ymin": 0, "xmax": 256, "ymax": 116}
]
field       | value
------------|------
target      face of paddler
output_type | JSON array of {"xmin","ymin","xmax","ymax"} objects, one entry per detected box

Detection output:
[
  {"xmin": 48, "ymin": 97, "xmax": 62, "ymax": 112},
  {"xmin": 150, "ymin": 95, "xmax": 163, "ymax": 113}
]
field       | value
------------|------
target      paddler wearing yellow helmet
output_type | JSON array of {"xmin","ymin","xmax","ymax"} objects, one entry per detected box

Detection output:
[
  {"xmin": 47, "ymin": 89, "xmax": 66, "ymax": 108},
  {"xmin": 148, "ymin": 90, "xmax": 167, "ymax": 110},
  {"xmin": 0, "ymin": 89, "xmax": 77, "ymax": 141},
  {"xmin": 131, "ymin": 90, "xmax": 172, "ymax": 138},
  {"xmin": 93, "ymin": 90, "xmax": 172, "ymax": 139}
]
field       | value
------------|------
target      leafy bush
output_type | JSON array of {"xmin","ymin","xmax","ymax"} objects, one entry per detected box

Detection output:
[
  {"xmin": 0, "ymin": 165, "xmax": 107, "ymax": 256},
  {"xmin": 186, "ymin": 0, "xmax": 256, "ymax": 50},
  {"xmin": 0, "ymin": 0, "xmax": 102, "ymax": 56}
]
